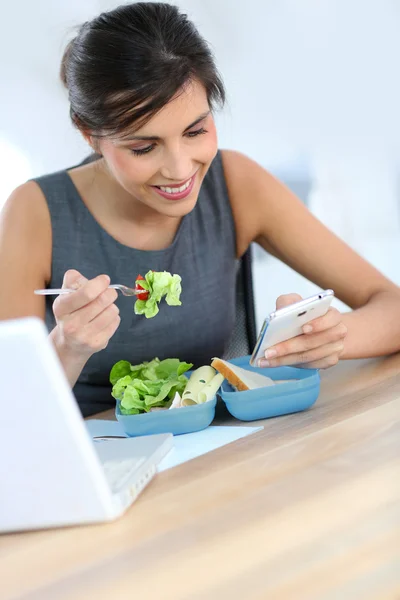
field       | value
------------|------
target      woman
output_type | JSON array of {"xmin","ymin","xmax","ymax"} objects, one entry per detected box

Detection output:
[{"xmin": 1, "ymin": 3, "xmax": 399, "ymax": 416}]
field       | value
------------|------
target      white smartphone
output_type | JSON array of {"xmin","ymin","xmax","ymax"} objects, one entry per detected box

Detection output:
[{"xmin": 250, "ymin": 289, "xmax": 334, "ymax": 367}]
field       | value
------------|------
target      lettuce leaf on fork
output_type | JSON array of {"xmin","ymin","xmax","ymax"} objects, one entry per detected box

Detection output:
[
  {"xmin": 110, "ymin": 357, "xmax": 193, "ymax": 415},
  {"xmin": 134, "ymin": 270, "xmax": 182, "ymax": 319}
]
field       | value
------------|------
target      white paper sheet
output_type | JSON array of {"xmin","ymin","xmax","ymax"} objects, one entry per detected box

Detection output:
[
  {"xmin": 86, "ymin": 419, "xmax": 126, "ymax": 439},
  {"xmin": 157, "ymin": 425, "xmax": 263, "ymax": 471},
  {"xmin": 86, "ymin": 420, "xmax": 263, "ymax": 471}
]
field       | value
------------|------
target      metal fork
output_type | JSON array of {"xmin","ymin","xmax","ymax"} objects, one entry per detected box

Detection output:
[{"xmin": 34, "ymin": 284, "xmax": 141, "ymax": 297}]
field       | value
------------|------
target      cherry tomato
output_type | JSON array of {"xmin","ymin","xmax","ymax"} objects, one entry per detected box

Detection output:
[{"xmin": 135, "ymin": 274, "xmax": 149, "ymax": 301}]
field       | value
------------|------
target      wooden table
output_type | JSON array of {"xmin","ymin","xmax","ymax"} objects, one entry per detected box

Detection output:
[{"xmin": 1, "ymin": 356, "xmax": 400, "ymax": 600}]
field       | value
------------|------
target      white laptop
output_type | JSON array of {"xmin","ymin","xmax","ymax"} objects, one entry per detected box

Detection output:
[{"xmin": 0, "ymin": 317, "xmax": 173, "ymax": 533}]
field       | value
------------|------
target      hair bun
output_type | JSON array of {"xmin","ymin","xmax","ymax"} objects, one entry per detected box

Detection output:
[{"xmin": 60, "ymin": 38, "xmax": 75, "ymax": 89}]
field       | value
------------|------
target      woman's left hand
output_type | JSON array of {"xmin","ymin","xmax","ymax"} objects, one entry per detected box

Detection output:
[{"xmin": 259, "ymin": 293, "xmax": 348, "ymax": 370}]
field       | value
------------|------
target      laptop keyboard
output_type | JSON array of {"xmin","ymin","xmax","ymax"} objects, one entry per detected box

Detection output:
[{"xmin": 102, "ymin": 457, "xmax": 146, "ymax": 494}]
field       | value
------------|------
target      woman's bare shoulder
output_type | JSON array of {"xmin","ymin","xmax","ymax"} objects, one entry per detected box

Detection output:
[
  {"xmin": 0, "ymin": 181, "xmax": 52, "ymax": 319},
  {"xmin": 220, "ymin": 149, "xmax": 278, "ymax": 257},
  {"xmin": 2, "ymin": 180, "xmax": 51, "ymax": 235}
]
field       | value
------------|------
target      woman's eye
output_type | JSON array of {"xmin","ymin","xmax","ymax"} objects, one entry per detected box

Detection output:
[
  {"xmin": 130, "ymin": 144, "xmax": 155, "ymax": 156},
  {"xmin": 129, "ymin": 128, "xmax": 207, "ymax": 154},
  {"xmin": 186, "ymin": 128, "xmax": 208, "ymax": 138}
]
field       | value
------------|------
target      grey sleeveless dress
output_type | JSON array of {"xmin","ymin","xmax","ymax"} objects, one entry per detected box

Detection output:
[{"xmin": 34, "ymin": 152, "xmax": 238, "ymax": 416}]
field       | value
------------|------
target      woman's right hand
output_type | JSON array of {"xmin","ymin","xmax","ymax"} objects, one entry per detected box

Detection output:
[{"xmin": 51, "ymin": 269, "xmax": 120, "ymax": 365}]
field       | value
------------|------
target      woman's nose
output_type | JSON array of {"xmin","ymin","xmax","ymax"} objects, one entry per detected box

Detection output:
[{"xmin": 160, "ymin": 147, "xmax": 193, "ymax": 182}]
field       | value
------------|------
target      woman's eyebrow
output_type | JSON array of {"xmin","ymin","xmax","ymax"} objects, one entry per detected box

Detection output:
[
  {"xmin": 183, "ymin": 111, "xmax": 210, "ymax": 131},
  {"xmin": 120, "ymin": 111, "xmax": 210, "ymax": 142}
]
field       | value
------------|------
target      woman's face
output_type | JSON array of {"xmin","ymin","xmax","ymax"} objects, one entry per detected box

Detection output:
[{"xmin": 97, "ymin": 80, "xmax": 218, "ymax": 217}]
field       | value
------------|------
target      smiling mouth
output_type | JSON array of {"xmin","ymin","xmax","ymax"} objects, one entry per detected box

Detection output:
[
  {"xmin": 151, "ymin": 172, "xmax": 197, "ymax": 200},
  {"xmin": 154, "ymin": 174, "xmax": 194, "ymax": 193},
  {"xmin": 155, "ymin": 177, "xmax": 192, "ymax": 194}
]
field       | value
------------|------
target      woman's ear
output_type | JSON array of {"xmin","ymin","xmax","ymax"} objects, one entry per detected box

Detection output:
[
  {"xmin": 72, "ymin": 114, "xmax": 98, "ymax": 152},
  {"xmin": 81, "ymin": 130, "xmax": 102, "ymax": 155},
  {"xmin": 80, "ymin": 129, "xmax": 96, "ymax": 151}
]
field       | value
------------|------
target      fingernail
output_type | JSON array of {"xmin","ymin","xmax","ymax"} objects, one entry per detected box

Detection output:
[
  {"xmin": 303, "ymin": 325, "xmax": 313, "ymax": 333},
  {"xmin": 70, "ymin": 276, "xmax": 88, "ymax": 290},
  {"xmin": 258, "ymin": 359, "xmax": 269, "ymax": 368},
  {"xmin": 264, "ymin": 349, "xmax": 277, "ymax": 359}
]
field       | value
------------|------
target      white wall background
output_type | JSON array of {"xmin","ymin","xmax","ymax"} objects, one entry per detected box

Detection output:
[{"xmin": 1, "ymin": 0, "xmax": 399, "ymax": 327}]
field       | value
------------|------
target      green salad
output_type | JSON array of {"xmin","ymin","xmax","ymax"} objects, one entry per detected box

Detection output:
[
  {"xmin": 110, "ymin": 357, "xmax": 225, "ymax": 415},
  {"xmin": 134, "ymin": 270, "xmax": 182, "ymax": 319},
  {"xmin": 110, "ymin": 357, "xmax": 192, "ymax": 414}
]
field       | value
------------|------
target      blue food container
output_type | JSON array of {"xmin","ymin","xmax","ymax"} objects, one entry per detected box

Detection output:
[
  {"xmin": 219, "ymin": 355, "xmax": 320, "ymax": 421},
  {"xmin": 115, "ymin": 396, "xmax": 217, "ymax": 437}
]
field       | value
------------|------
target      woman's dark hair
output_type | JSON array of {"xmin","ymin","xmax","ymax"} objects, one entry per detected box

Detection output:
[{"xmin": 60, "ymin": 2, "xmax": 225, "ymax": 137}]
